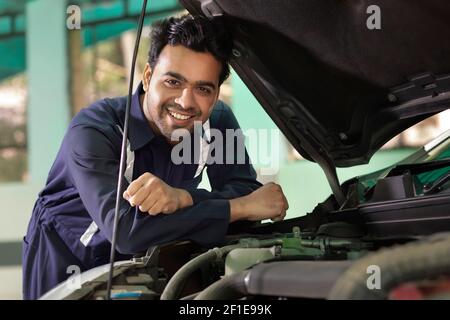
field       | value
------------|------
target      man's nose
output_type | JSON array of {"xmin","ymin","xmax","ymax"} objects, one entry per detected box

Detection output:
[{"xmin": 174, "ymin": 87, "xmax": 196, "ymax": 110}]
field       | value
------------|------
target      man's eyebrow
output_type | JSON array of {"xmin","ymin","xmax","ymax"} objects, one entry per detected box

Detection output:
[
  {"xmin": 164, "ymin": 71, "xmax": 187, "ymax": 82},
  {"xmin": 164, "ymin": 71, "xmax": 217, "ymax": 90},
  {"xmin": 195, "ymin": 81, "xmax": 216, "ymax": 90}
]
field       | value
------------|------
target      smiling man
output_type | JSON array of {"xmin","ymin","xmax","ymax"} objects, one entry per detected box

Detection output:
[{"xmin": 22, "ymin": 15, "xmax": 289, "ymax": 299}]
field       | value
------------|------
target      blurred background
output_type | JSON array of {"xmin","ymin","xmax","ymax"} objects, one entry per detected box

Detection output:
[{"xmin": 0, "ymin": 0, "xmax": 448, "ymax": 299}]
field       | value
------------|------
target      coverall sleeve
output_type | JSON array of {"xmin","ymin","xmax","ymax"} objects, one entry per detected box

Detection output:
[
  {"xmin": 187, "ymin": 104, "xmax": 263, "ymax": 204},
  {"xmin": 65, "ymin": 124, "xmax": 230, "ymax": 255}
]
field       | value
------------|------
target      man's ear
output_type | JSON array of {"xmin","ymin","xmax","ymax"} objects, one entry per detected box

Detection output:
[
  {"xmin": 142, "ymin": 63, "xmax": 152, "ymax": 91},
  {"xmin": 207, "ymin": 88, "xmax": 220, "ymax": 118}
]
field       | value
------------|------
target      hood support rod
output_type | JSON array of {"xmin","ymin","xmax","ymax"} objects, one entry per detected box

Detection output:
[{"xmin": 318, "ymin": 159, "xmax": 346, "ymax": 206}]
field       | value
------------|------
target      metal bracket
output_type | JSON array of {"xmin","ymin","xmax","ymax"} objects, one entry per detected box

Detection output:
[
  {"xmin": 200, "ymin": 0, "xmax": 224, "ymax": 18},
  {"xmin": 132, "ymin": 245, "xmax": 160, "ymax": 267},
  {"xmin": 389, "ymin": 72, "xmax": 450, "ymax": 103}
]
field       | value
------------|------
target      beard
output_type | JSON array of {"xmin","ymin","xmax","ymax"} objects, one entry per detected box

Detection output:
[{"xmin": 149, "ymin": 100, "xmax": 202, "ymax": 142}]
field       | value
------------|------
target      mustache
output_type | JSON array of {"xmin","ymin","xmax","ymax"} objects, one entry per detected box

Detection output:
[{"xmin": 164, "ymin": 103, "xmax": 200, "ymax": 117}]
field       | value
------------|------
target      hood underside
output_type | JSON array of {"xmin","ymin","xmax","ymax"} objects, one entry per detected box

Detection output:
[{"xmin": 180, "ymin": 0, "xmax": 450, "ymax": 168}]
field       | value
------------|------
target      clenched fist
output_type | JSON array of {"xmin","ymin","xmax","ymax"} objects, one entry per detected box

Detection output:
[
  {"xmin": 229, "ymin": 182, "xmax": 289, "ymax": 222},
  {"xmin": 123, "ymin": 172, "xmax": 193, "ymax": 215}
]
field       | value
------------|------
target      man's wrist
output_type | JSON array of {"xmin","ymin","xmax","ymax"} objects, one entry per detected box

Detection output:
[
  {"xmin": 177, "ymin": 188, "xmax": 193, "ymax": 209},
  {"xmin": 229, "ymin": 197, "xmax": 248, "ymax": 222}
]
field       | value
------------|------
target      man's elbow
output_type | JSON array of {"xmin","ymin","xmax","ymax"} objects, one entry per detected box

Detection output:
[
  {"xmin": 114, "ymin": 240, "xmax": 135, "ymax": 255},
  {"xmin": 113, "ymin": 225, "xmax": 160, "ymax": 255},
  {"xmin": 114, "ymin": 232, "xmax": 146, "ymax": 255}
]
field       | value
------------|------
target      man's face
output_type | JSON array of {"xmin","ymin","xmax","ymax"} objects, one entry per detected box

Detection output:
[{"xmin": 142, "ymin": 45, "xmax": 222, "ymax": 143}]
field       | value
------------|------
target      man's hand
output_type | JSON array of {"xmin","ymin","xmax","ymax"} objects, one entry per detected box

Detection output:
[
  {"xmin": 123, "ymin": 172, "xmax": 193, "ymax": 215},
  {"xmin": 229, "ymin": 182, "xmax": 289, "ymax": 223}
]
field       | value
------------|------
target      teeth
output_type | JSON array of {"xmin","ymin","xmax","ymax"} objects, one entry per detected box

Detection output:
[{"xmin": 169, "ymin": 111, "xmax": 192, "ymax": 120}]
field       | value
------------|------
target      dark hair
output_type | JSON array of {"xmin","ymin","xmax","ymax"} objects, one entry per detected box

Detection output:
[{"xmin": 148, "ymin": 14, "xmax": 233, "ymax": 85}]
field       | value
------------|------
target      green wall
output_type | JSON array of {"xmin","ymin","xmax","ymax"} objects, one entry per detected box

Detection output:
[
  {"xmin": 0, "ymin": 0, "xmax": 70, "ymax": 243},
  {"xmin": 27, "ymin": 0, "xmax": 71, "ymax": 183}
]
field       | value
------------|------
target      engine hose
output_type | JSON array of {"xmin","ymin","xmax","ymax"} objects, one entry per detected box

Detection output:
[
  {"xmin": 160, "ymin": 238, "xmax": 282, "ymax": 300},
  {"xmin": 194, "ymin": 271, "xmax": 250, "ymax": 300},
  {"xmin": 328, "ymin": 234, "xmax": 450, "ymax": 300}
]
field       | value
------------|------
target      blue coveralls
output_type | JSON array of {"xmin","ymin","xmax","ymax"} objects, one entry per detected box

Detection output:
[{"xmin": 22, "ymin": 83, "xmax": 261, "ymax": 299}]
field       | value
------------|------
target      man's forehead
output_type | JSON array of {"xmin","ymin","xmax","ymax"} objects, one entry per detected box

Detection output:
[{"xmin": 154, "ymin": 45, "xmax": 221, "ymax": 84}]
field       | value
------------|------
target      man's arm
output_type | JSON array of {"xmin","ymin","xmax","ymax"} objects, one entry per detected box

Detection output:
[
  {"xmin": 122, "ymin": 171, "xmax": 288, "ymax": 223},
  {"xmin": 65, "ymin": 125, "xmax": 231, "ymax": 254}
]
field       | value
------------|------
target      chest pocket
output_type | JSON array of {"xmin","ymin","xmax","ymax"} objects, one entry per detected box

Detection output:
[{"xmin": 80, "ymin": 125, "xmax": 135, "ymax": 247}]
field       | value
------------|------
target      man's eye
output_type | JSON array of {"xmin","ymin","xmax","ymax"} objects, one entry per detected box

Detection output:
[
  {"xmin": 197, "ymin": 87, "xmax": 212, "ymax": 95},
  {"xmin": 165, "ymin": 79, "xmax": 180, "ymax": 87}
]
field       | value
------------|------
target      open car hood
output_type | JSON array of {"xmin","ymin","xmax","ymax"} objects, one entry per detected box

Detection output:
[{"xmin": 180, "ymin": 0, "xmax": 450, "ymax": 169}]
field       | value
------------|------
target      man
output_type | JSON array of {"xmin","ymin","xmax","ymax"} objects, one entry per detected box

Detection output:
[{"xmin": 22, "ymin": 15, "xmax": 288, "ymax": 299}]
